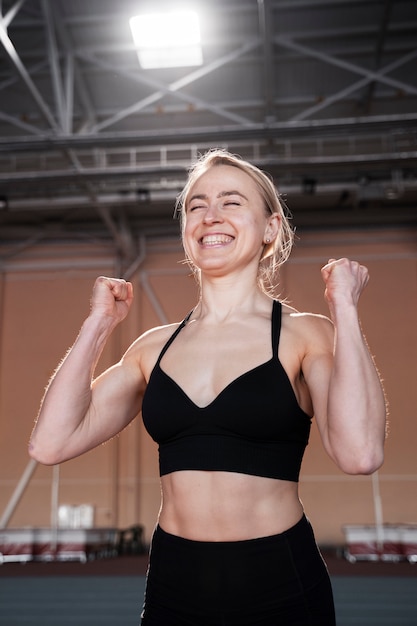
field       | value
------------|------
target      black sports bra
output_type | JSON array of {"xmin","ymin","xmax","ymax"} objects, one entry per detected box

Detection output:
[{"xmin": 141, "ymin": 300, "xmax": 312, "ymax": 481}]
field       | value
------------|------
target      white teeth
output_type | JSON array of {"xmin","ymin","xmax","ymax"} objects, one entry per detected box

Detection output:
[{"xmin": 201, "ymin": 235, "xmax": 233, "ymax": 245}]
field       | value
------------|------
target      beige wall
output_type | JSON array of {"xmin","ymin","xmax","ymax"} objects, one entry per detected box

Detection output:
[{"xmin": 0, "ymin": 227, "xmax": 416, "ymax": 546}]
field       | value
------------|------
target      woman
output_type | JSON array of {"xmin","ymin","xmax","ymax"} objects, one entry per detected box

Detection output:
[{"xmin": 30, "ymin": 150, "xmax": 386, "ymax": 625}]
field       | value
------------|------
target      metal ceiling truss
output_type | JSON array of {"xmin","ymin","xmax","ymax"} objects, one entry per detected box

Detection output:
[{"xmin": 0, "ymin": 0, "xmax": 416, "ymax": 253}]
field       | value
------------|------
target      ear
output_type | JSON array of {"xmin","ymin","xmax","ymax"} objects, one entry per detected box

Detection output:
[{"xmin": 263, "ymin": 212, "xmax": 281, "ymax": 244}]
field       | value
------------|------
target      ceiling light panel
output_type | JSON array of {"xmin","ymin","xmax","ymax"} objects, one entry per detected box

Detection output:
[{"xmin": 130, "ymin": 10, "xmax": 203, "ymax": 69}]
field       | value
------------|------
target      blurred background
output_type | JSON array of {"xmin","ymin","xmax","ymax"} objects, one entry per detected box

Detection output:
[{"xmin": 0, "ymin": 0, "xmax": 416, "ymax": 556}]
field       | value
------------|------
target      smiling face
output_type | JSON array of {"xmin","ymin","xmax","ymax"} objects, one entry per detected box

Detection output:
[
  {"xmin": 176, "ymin": 150, "xmax": 294, "ymax": 292},
  {"xmin": 182, "ymin": 164, "xmax": 277, "ymax": 279}
]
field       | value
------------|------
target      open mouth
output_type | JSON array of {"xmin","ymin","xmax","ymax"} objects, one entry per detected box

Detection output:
[{"xmin": 200, "ymin": 234, "xmax": 234, "ymax": 246}]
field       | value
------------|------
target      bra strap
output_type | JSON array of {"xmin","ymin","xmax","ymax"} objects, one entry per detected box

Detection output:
[
  {"xmin": 155, "ymin": 309, "xmax": 194, "ymax": 366},
  {"xmin": 271, "ymin": 300, "xmax": 282, "ymax": 359}
]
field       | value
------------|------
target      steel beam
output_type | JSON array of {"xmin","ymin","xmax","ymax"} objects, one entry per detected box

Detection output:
[{"xmin": 0, "ymin": 8, "xmax": 58, "ymax": 131}]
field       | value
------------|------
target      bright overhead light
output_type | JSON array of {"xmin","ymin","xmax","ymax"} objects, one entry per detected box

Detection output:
[{"xmin": 130, "ymin": 10, "xmax": 203, "ymax": 69}]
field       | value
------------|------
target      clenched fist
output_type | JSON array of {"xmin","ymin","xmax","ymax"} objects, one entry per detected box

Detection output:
[
  {"xmin": 321, "ymin": 258, "xmax": 369, "ymax": 311},
  {"xmin": 90, "ymin": 276, "xmax": 133, "ymax": 324}
]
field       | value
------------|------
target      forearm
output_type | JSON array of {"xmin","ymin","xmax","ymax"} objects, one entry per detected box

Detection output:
[
  {"xmin": 327, "ymin": 304, "xmax": 386, "ymax": 473},
  {"xmin": 29, "ymin": 314, "xmax": 115, "ymax": 464}
]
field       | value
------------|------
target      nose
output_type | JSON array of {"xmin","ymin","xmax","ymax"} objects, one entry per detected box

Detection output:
[{"xmin": 203, "ymin": 203, "xmax": 223, "ymax": 224}]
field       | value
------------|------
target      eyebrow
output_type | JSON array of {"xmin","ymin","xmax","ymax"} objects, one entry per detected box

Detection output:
[{"xmin": 188, "ymin": 190, "xmax": 249, "ymax": 203}]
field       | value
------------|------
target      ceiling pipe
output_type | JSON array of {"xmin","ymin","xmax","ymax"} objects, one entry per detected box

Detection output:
[
  {"xmin": 0, "ymin": 113, "xmax": 416, "ymax": 153},
  {"xmin": 0, "ymin": 152, "xmax": 415, "ymax": 189}
]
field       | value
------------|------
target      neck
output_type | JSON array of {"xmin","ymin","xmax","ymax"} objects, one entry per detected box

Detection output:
[{"xmin": 194, "ymin": 277, "xmax": 270, "ymax": 322}]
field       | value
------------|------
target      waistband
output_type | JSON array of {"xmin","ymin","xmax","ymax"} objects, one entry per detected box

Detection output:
[{"xmin": 154, "ymin": 513, "xmax": 309, "ymax": 548}]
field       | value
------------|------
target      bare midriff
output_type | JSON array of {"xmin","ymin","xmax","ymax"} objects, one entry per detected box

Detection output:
[{"xmin": 158, "ymin": 470, "xmax": 304, "ymax": 541}]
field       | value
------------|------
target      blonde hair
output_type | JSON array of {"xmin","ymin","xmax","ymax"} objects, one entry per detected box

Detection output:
[{"xmin": 176, "ymin": 149, "xmax": 294, "ymax": 293}]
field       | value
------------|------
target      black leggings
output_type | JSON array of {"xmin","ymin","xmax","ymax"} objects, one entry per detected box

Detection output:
[{"xmin": 140, "ymin": 514, "xmax": 336, "ymax": 626}]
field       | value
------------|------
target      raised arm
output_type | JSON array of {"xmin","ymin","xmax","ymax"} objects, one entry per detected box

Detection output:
[
  {"xmin": 302, "ymin": 258, "xmax": 387, "ymax": 475},
  {"xmin": 29, "ymin": 276, "xmax": 144, "ymax": 465}
]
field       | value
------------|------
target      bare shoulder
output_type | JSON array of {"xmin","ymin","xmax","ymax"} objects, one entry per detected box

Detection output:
[
  {"xmin": 281, "ymin": 302, "xmax": 334, "ymax": 352},
  {"xmin": 123, "ymin": 321, "xmax": 184, "ymax": 380}
]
